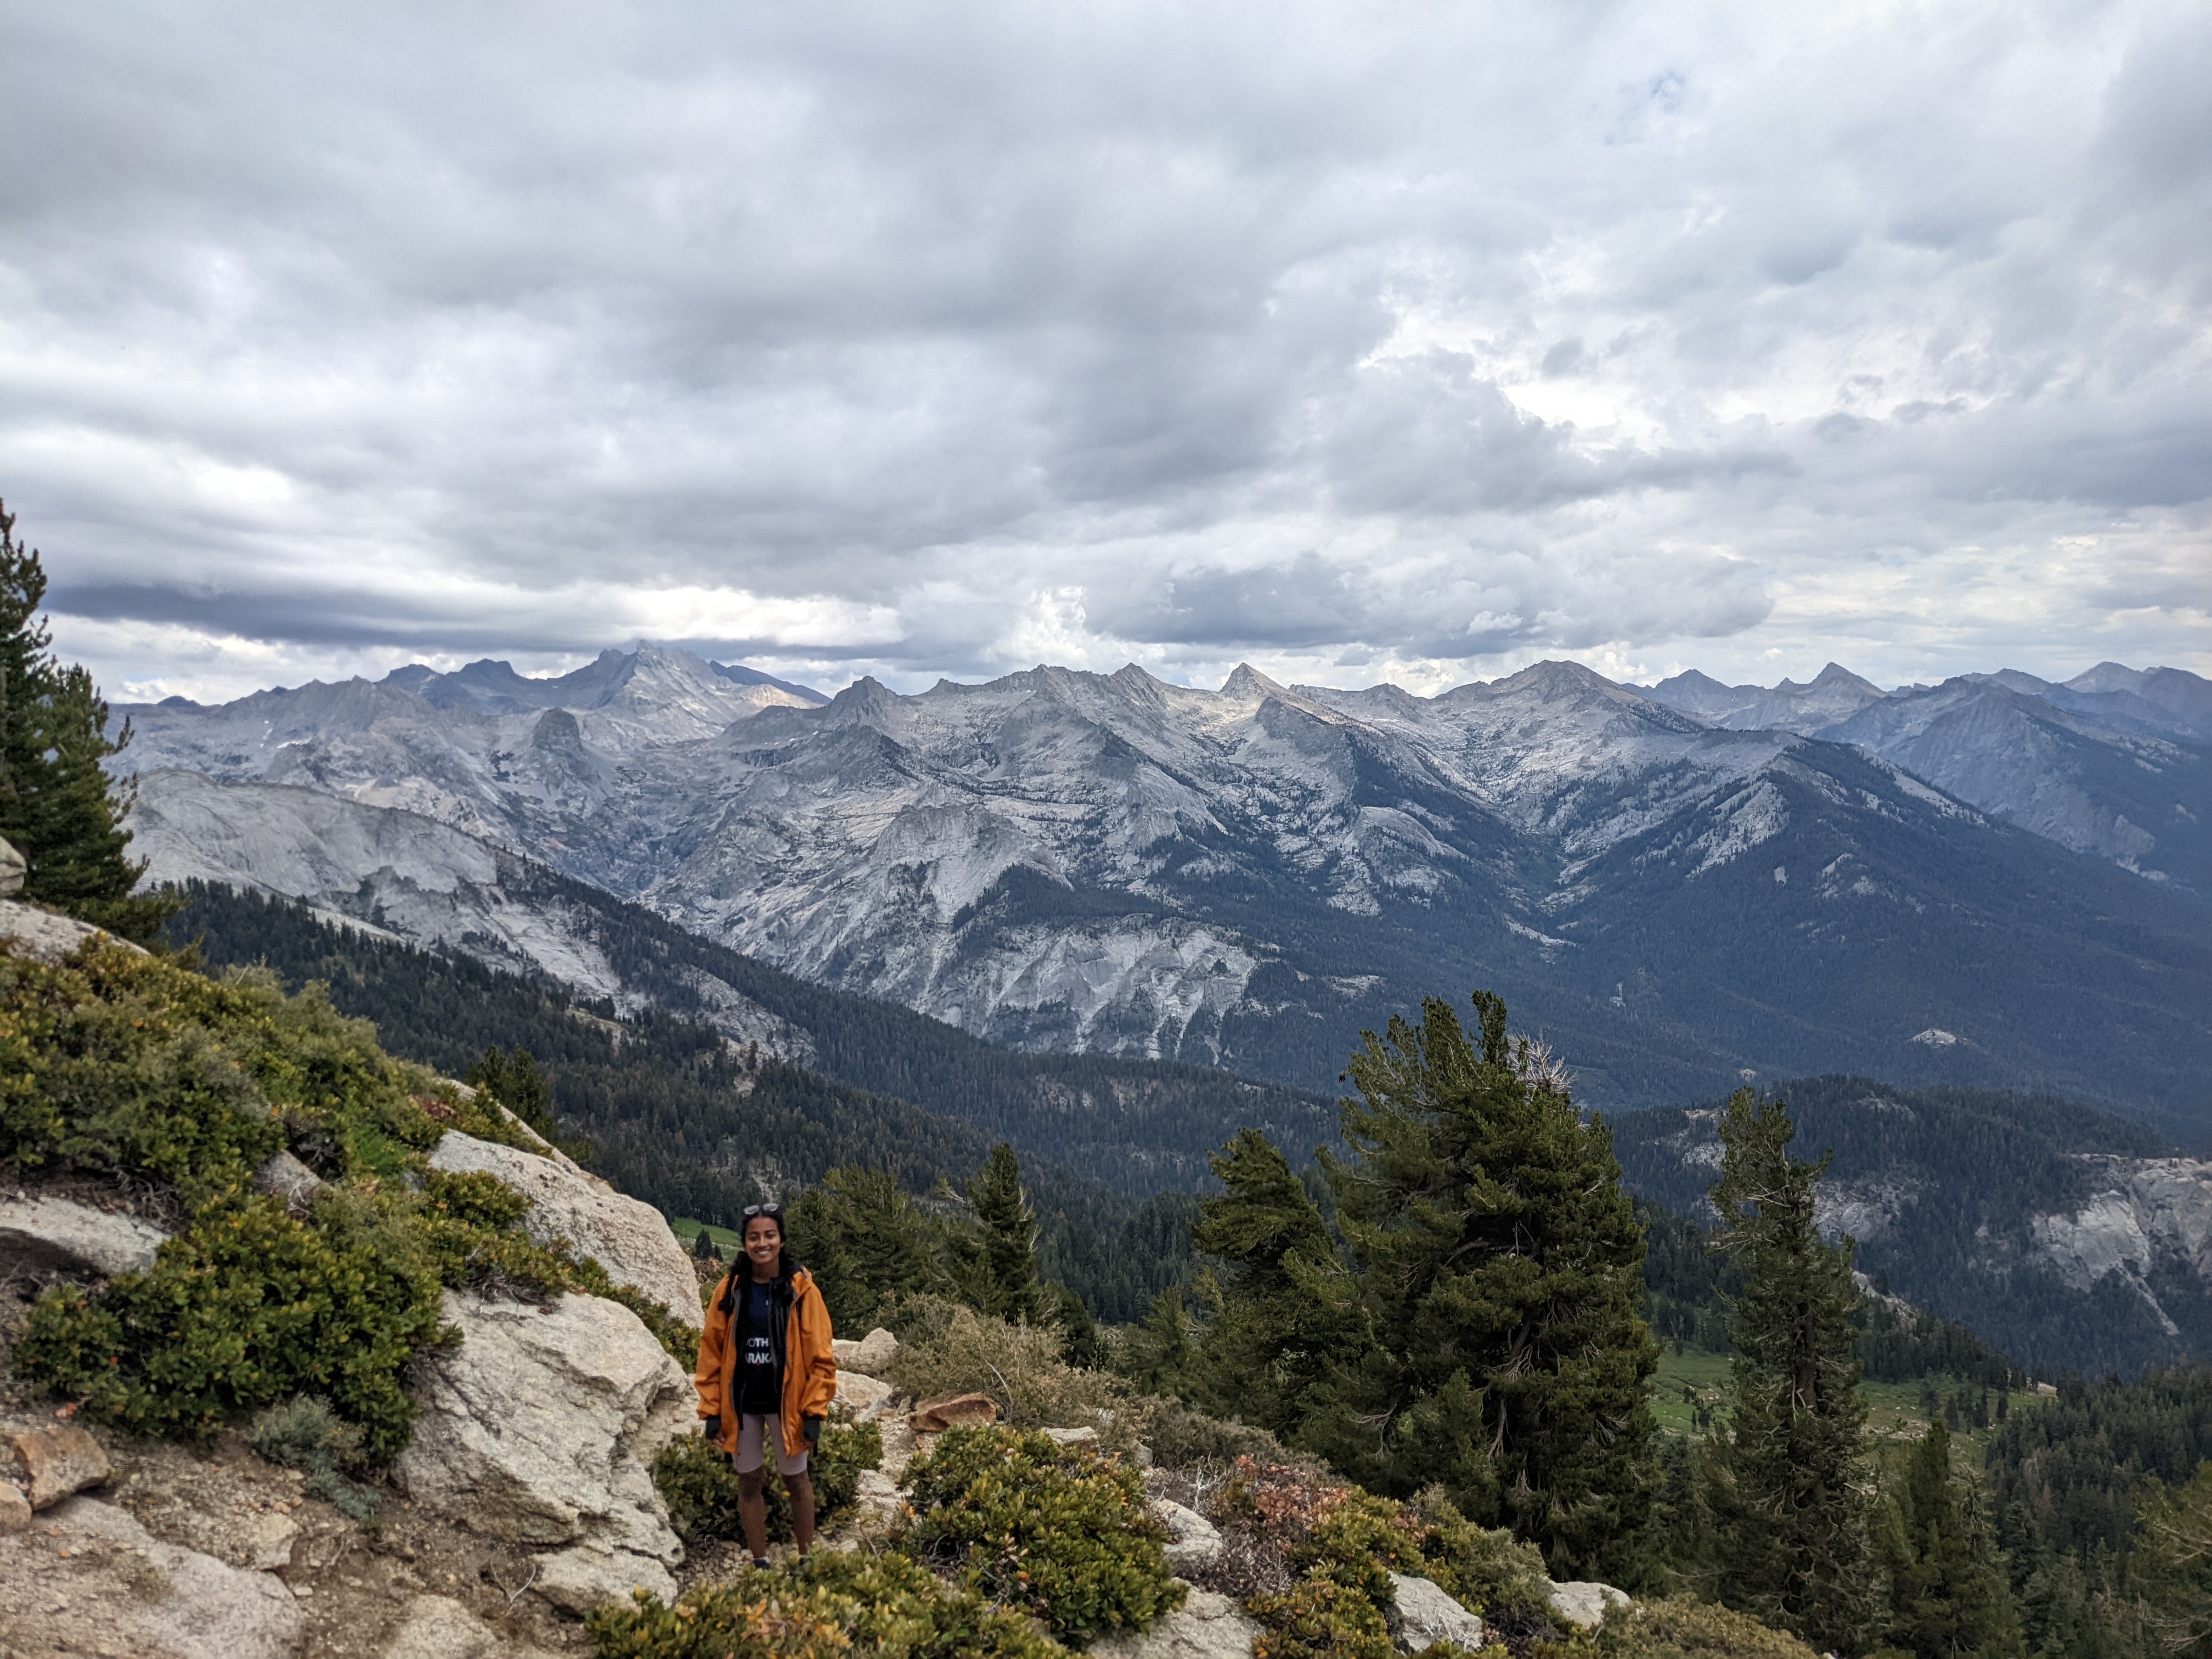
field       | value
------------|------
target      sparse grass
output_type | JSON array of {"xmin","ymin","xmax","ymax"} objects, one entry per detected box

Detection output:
[{"xmin": 1647, "ymin": 1341, "xmax": 2050, "ymax": 1451}]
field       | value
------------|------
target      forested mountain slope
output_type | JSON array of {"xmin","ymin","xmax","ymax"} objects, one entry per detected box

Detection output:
[
  {"xmin": 163, "ymin": 881, "xmax": 1195, "ymax": 1322},
  {"xmin": 1613, "ymin": 1076, "xmax": 2212, "ymax": 1377}
]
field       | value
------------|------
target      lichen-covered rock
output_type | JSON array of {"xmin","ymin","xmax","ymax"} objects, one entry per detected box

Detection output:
[
  {"xmin": 1088, "ymin": 1587, "xmax": 1261, "ymax": 1659},
  {"xmin": 1151, "ymin": 1497, "xmax": 1223, "ymax": 1572},
  {"xmin": 1548, "ymin": 1578, "xmax": 1632, "ymax": 1631},
  {"xmin": 1044, "ymin": 1425, "xmax": 1101, "ymax": 1448},
  {"xmin": 429, "ymin": 1131, "xmax": 703, "ymax": 1330},
  {"xmin": 14, "ymin": 1423, "xmax": 112, "ymax": 1510},
  {"xmin": 1389, "ymin": 1573, "xmax": 1485, "ymax": 1651},
  {"xmin": 832, "ymin": 1327, "xmax": 900, "ymax": 1375},
  {"xmin": 0, "ymin": 1193, "xmax": 170, "ymax": 1278},
  {"xmin": 394, "ymin": 1290, "xmax": 693, "ymax": 1569},
  {"xmin": 531, "ymin": 1542, "xmax": 679, "ymax": 1616},
  {"xmin": 4, "ymin": 1496, "xmax": 303, "ymax": 1659},
  {"xmin": 0, "ymin": 1481, "xmax": 30, "ymax": 1533}
]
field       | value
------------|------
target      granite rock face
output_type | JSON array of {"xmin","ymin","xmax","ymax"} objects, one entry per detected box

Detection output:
[
  {"xmin": 832, "ymin": 1326, "xmax": 899, "ymax": 1375},
  {"xmin": 5, "ymin": 1496, "xmax": 304, "ymax": 1659},
  {"xmin": 1150, "ymin": 1497, "xmax": 1223, "ymax": 1573},
  {"xmin": 429, "ymin": 1130, "xmax": 703, "ymax": 1330},
  {"xmin": 1387, "ymin": 1572, "xmax": 1484, "ymax": 1651},
  {"xmin": 0, "ymin": 1193, "xmax": 169, "ymax": 1278},
  {"xmin": 1088, "ymin": 1588, "xmax": 1261, "ymax": 1659},
  {"xmin": 1547, "ymin": 1578, "xmax": 1632, "ymax": 1632},
  {"xmin": 393, "ymin": 1290, "xmax": 694, "ymax": 1594}
]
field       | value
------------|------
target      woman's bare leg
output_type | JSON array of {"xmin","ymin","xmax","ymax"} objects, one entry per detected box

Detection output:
[{"xmin": 788, "ymin": 1470, "xmax": 815, "ymax": 1552}]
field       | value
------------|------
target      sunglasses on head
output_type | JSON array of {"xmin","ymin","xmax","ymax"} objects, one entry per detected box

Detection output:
[{"xmin": 742, "ymin": 1203, "xmax": 783, "ymax": 1221}]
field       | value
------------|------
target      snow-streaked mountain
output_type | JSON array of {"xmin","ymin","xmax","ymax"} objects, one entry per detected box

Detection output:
[{"xmin": 118, "ymin": 645, "xmax": 2212, "ymax": 1122}]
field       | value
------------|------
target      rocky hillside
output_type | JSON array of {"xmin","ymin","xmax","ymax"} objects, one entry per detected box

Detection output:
[
  {"xmin": 122, "ymin": 648, "xmax": 2212, "ymax": 1122},
  {"xmin": 1612, "ymin": 1076, "xmax": 2212, "ymax": 1376}
]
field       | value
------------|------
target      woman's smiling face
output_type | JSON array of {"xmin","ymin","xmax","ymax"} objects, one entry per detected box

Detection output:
[{"xmin": 743, "ymin": 1214, "xmax": 782, "ymax": 1273}]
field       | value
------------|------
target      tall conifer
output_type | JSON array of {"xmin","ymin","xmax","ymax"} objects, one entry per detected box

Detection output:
[
  {"xmin": 1705, "ymin": 1088, "xmax": 1872, "ymax": 1648},
  {"xmin": 1305, "ymin": 990, "xmax": 1657, "ymax": 1581},
  {"xmin": 969, "ymin": 1143, "xmax": 1044, "ymax": 1323},
  {"xmin": 1186, "ymin": 1127, "xmax": 1342, "ymax": 1436},
  {"xmin": 1878, "ymin": 1420, "xmax": 2023, "ymax": 1659},
  {"xmin": 0, "ymin": 501, "xmax": 171, "ymax": 941}
]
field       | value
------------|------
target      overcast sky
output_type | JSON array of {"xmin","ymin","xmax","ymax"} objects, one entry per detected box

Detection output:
[{"xmin": 2, "ymin": 1, "xmax": 2207, "ymax": 704}]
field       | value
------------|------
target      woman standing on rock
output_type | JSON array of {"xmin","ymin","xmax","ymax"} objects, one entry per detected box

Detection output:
[{"xmin": 694, "ymin": 1203, "xmax": 838, "ymax": 1567}]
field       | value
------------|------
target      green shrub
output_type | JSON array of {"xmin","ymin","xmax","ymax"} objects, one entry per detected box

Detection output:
[
  {"xmin": 3, "ymin": 941, "xmax": 694, "ymax": 1459},
  {"xmin": 249, "ymin": 1395, "xmax": 381, "ymax": 1522},
  {"xmin": 18, "ymin": 1188, "xmax": 446, "ymax": 1460},
  {"xmin": 1595, "ymin": 1599, "xmax": 1821, "ymax": 1659},
  {"xmin": 901, "ymin": 1424, "xmax": 1183, "ymax": 1643},
  {"xmin": 651, "ymin": 1419, "xmax": 883, "ymax": 1544},
  {"xmin": 586, "ymin": 1548, "xmax": 1066, "ymax": 1658},
  {"xmin": 1147, "ymin": 1401, "xmax": 1290, "ymax": 1470},
  {"xmin": 1246, "ymin": 1578, "xmax": 1397, "ymax": 1659}
]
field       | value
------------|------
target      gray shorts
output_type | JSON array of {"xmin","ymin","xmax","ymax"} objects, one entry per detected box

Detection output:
[{"xmin": 732, "ymin": 1412, "xmax": 808, "ymax": 1477}]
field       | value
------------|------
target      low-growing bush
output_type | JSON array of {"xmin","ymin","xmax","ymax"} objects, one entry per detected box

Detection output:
[
  {"xmin": 586, "ymin": 1548, "xmax": 1065, "ymax": 1659},
  {"xmin": 1147, "ymin": 1401, "xmax": 1290, "ymax": 1470},
  {"xmin": 901, "ymin": 1424, "xmax": 1184, "ymax": 1644},
  {"xmin": 4, "ymin": 941, "xmax": 691, "ymax": 1461},
  {"xmin": 887, "ymin": 1303, "xmax": 1146, "ymax": 1451},
  {"xmin": 1595, "ymin": 1599, "xmax": 1820, "ymax": 1659},
  {"xmin": 249, "ymin": 1394, "xmax": 381, "ymax": 1522},
  {"xmin": 1246, "ymin": 1577, "xmax": 1396, "ymax": 1659},
  {"xmin": 652, "ymin": 1419, "xmax": 884, "ymax": 1543}
]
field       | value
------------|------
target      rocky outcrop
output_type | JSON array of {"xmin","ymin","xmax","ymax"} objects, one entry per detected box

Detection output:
[
  {"xmin": 393, "ymin": 1290, "xmax": 693, "ymax": 1606},
  {"xmin": 1387, "ymin": 1573, "xmax": 1483, "ymax": 1651},
  {"xmin": 428, "ymin": 1130, "xmax": 703, "ymax": 1329},
  {"xmin": 1151, "ymin": 1497, "xmax": 1223, "ymax": 1573},
  {"xmin": 834, "ymin": 1368, "xmax": 896, "ymax": 1423},
  {"xmin": 1, "ymin": 1495, "xmax": 304, "ymax": 1659},
  {"xmin": 0, "ymin": 898, "xmax": 147, "ymax": 962},
  {"xmin": 833, "ymin": 1326, "xmax": 899, "ymax": 1375},
  {"xmin": 0, "ymin": 1479, "xmax": 29, "ymax": 1532},
  {"xmin": 0, "ymin": 1193, "xmax": 170, "ymax": 1277},
  {"xmin": 1089, "ymin": 1588, "xmax": 1262, "ymax": 1659},
  {"xmin": 2031, "ymin": 1156, "xmax": 2212, "ymax": 1336},
  {"xmin": 1548, "ymin": 1578, "xmax": 1632, "ymax": 1632},
  {"xmin": 13, "ymin": 1423, "xmax": 112, "ymax": 1509},
  {"xmin": 532, "ymin": 1542, "xmax": 678, "ymax": 1616}
]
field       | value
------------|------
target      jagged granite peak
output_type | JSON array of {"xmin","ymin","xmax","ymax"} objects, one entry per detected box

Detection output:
[
  {"xmin": 1641, "ymin": 660, "xmax": 1889, "ymax": 735},
  {"xmin": 120, "ymin": 651, "xmax": 2212, "ymax": 1118}
]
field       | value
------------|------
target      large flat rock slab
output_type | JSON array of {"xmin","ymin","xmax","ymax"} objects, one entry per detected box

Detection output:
[
  {"xmin": 0, "ymin": 1194, "xmax": 168, "ymax": 1279},
  {"xmin": 0, "ymin": 1495, "xmax": 303, "ymax": 1659}
]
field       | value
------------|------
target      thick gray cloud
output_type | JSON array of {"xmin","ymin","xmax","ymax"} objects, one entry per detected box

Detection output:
[{"xmin": 0, "ymin": 0, "xmax": 2205, "ymax": 702}]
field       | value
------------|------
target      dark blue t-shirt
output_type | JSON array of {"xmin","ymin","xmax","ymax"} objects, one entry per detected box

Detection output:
[{"xmin": 736, "ymin": 1278, "xmax": 781, "ymax": 1415}]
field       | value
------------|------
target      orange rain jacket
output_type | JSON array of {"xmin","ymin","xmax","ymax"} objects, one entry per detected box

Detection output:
[{"xmin": 694, "ymin": 1263, "xmax": 838, "ymax": 1459}]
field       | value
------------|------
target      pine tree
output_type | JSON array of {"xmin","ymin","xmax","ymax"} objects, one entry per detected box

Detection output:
[
  {"xmin": 1302, "ymin": 990, "xmax": 1658, "ymax": 1581},
  {"xmin": 0, "ymin": 501, "xmax": 173, "ymax": 941},
  {"xmin": 2132, "ymin": 1462, "xmax": 2212, "ymax": 1658},
  {"xmin": 1705, "ymin": 1089, "xmax": 1872, "ymax": 1649},
  {"xmin": 1879, "ymin": 1420, "xmax": 2024, "ymax": 1659},
  {"xmin": 1184, "ymin": 1127, "xmax": 1349, "ymax": 1436},
  {"xmin": 969, "ymin": 1143, "xmax": 1045, "ymax": 1324},
  {"xmin": 787, "ymin": 1165, "xmax": 944, "ymax": 1329}
]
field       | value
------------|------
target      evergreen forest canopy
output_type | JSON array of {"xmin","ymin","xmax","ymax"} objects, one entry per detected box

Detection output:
[{"xmin": 1612, "ymin": 1077, "xmax": 2204, "ymax": 1378}]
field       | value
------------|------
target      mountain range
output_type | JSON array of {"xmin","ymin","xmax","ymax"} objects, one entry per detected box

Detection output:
[{"xmin": 116, "ymin": 644, "xmax": 2212, "ymax": 1127}]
